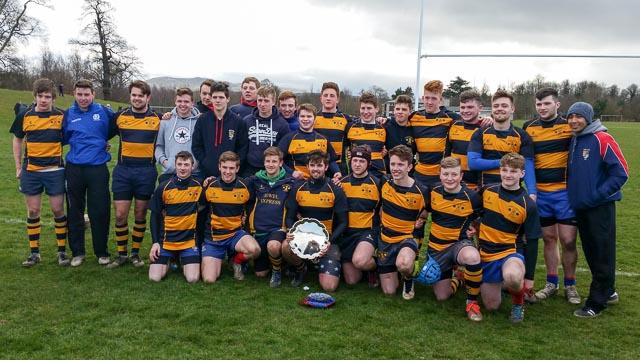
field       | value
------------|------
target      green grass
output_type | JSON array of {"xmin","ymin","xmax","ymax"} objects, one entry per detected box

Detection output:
[{"xmin": 1, "ymin": 88, "xmax": 639, "ymax": 359}]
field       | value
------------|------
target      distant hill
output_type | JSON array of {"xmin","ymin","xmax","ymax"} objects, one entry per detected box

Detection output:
[{"xmin": 146, "ymin": 77, "xmax": 241, "ymax": 91}]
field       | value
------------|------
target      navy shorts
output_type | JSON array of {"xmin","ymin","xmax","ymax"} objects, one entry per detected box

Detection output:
[
  {"xmin": 19, "ymin": 169, "xmax": 65, "ymax": 196},
  {"xmin": 537, "ymin": 190, "xmax": 577, "ymax": 227},
  {"xmin": 254, "ymin": 230, "xmax": 286, "ymax": 272},
  {"xmin": 201, "ymin": 230, "xmax": 247, "ymax": 260},
  {"xmin": 340, "ymin": 230, "xmax": 377, "ymax": 262},
  {"xmin": 428, "ymin": 239, "xmax": 476, "ymax": 281},
  {"xmin": 317, "ymin": 244, "xmax": 341, "ymax": 277},
  {"xmin": 481, "ymin": 253, "xmax": 524, "ymax": 283},
  {"xmin": 155, "ymin": 246, "xmax": 200, "ymax": 265},
  {"xmin": 376, "ymin": 238, "xmax": 418, "ymax": 274},
  {"xmin": 112, "ymin": 165, "xmax": 157, "ymax": 201}
]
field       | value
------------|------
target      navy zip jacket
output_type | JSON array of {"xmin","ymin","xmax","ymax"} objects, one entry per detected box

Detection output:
[
  {"xmin": 567, "ymin": 121, "xmax": 629, "ymax": 210},
  {"xmin": 191, "ymin": 108, "xmax": 248, "ymax": 177}
]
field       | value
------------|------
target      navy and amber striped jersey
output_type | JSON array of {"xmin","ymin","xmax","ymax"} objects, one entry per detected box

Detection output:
[
  {"xmin": 340, "ymin": 174, "xmax": 381, "ymax": 234},
  {"xmin": 314, "ymin": 111, "xmax": 351, "ymax": 163},
  {"xmin": 10, "ymin": 107, "xmax": 64, "ymax": 171},
  {"xmin": 149, "ymin": 176, "xmax": 204, "ymax": 250},
  {"xmin": 478, "ymin": 184, "xmax": 541, "ymax": 262},
  {"xmin": 522, "ymin": 117, "xmax": 572, "ymax": 192},
  {"xmin": 426, "ymin": 184, "xmax": 481, "ymax": 252},
  {"xmin": 285, "ymin": 177, "xmax": 348, "ymax": 243},
  {"xmin": 447, "ymin": 120, "xmax": 482, "ymax": 189},
  {"xmin": 246, "ymin": 175, "xmax": 295, "ymax": 235},
  {"xmin": 468, "ymin": 125, "xmax": 534, "ymax": 186},
  {"xmin": 409, "ymin": 110, "xmax": 455, "ymax": 180},
  {"xmin": 379, "ymin": 177, "xmax": 429, "ymax": 244},
  {"xmin": 205, "ymin": 177, "xmax": 253, "ymax": 241},
  {"xmin": 114, "ymin": 107, "xmax": 161, "ymax": 167},
  {"xmin": 345, "ymin": 121, "xmax": 387, "ymax": 174},
  {"xmin": 278, "ymin": 129, "xmax": 339, "ymax": 179}
]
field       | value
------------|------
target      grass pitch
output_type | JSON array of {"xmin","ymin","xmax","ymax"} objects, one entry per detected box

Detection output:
[{"xmin": 0, "ymin": 89, "xmax": 638, "ymax": 359}]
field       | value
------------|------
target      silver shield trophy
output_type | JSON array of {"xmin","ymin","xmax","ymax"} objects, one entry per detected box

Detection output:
[{"xmin": 288, "ymin": 218, "xmax": 330, "ymax": 260}]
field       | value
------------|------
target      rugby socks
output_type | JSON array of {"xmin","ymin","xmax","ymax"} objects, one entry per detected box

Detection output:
[
  {"xmin": 269, "ymin": 255, "xmax": 282, "ymax": 272},
  {"xmin": 547, "ymin": 273, "xmax": 559, "ymax": 287},
  {"xmin": 564, "ymin": 276, "xmax": 576, "ymax": 287},
  {"xmin": 509, "ymin": 288, "xmax": 525, "ymax": 305},
  {"xmin": 233, "ymin": 252, "xmax": 247, "ymax": 264},
  {"xmin": 450, "ymin": 278, "xmax": 461, "ymax": 295},
  {"xmin": 295, "ymin": 261, "xmax": 306, "ymax": 272},
  {"xmin": 115, "ymin": 223, "xmax": 129, "ymax": 256},
  {"xmin": 27, "ymin": 217, "xmax": 41, "ymax": 254},
  {"xmin": 54, "ymin": 215, "xmax": 67, "ymax": 253},
  {"xmin": 464, "ymin": 263, "xmax": 483, "ymax": 302},
  {"xmin": 131, "ymin": 219, "xmax": 146, "ymax": 255}
]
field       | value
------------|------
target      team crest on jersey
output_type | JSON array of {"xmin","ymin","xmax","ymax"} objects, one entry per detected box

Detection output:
[
  {"xmin": 282, "ymin": 184, "xmax": 291, "ymax": 192},
  {"xmin": 93, "ymin": 114, "xmax": 101, "ymax": 121},
  {"xmin": 173, "ymin": 126, "xmax": 191, "ymax": 144},
  {"xmin": 582, "ymin": 148, "xmax": 590, "ymax": 160},
  {"xmin": 228, "ymin": 129, "xmax": 235, "ymax": 140},
  {"xmin": 405, "ymin": 136, "xmax": 414, "ymax": 145}
]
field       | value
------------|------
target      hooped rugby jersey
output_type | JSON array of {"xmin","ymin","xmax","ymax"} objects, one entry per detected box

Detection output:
[
  {"xmin": 10, "ymin": 107, "xmax": 65, "ymax": 171},
  {"xmin": 150, "ymin": 176, "xmax": 204, "ymax": 250},
  {"xmin": 522, "ymin": 117, "xmax": 572, "ymax": 192},
  {"xmin": 345, "ymin": 121, "xmax": 387, "ymax": 174},
  {"xmin": 468, "ymin": 125, "xmax": 534, "ymax": 186},
  {"xmin": 477, "ymin": 184, "xmax": 541, "ymax": 262},
  {"xmin": 409, "ymin": 110, "xmax": 455, "ymax": 179},
  {"xmin": 379, "ymin": 176, "xmax": 429, "ymax": 244},
  {"xmin": 314, "ymin": 111, "xmax": 350, "ymax": 163},
  {"xmin": 340, "ymin": 174, "xmax": 381, "ymax": 234},
  {"xmin": 205, "ymin": 177, "xmax": 252, "ymax": 241},
  {"xmin": 114, "ymin": 107, "xmax": 161, "ymax": 167},
  {"xmin": 278, "ymin": 129, "xmax": 338, "ymax": 179},
  {"xmin": 447, "ymin": 120, "xmax": 482, "ymax": 189},
  {"xmin": 426, "ymin": 184, "xmax": 481, "ymax": 252}
]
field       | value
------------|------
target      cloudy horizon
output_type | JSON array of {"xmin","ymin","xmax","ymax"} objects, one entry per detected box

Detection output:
[{"xmin": 17, "ymin": 0, "xmax": 640, "ymax": 94}]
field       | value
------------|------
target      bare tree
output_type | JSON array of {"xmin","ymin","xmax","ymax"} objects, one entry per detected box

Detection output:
[
  {"xmin": 0, "ymin": 0, "xmax": 48, "ymax": 70},
  {"xmin": 69, "ymin": 0, "xmax": 140, "ymax": 100}
]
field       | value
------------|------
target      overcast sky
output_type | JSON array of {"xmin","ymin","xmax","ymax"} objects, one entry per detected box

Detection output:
[{"xmin": 19, "ymin": 0, "xmax": 640, "ymax": 93}]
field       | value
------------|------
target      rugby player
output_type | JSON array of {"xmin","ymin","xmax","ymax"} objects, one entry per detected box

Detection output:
[
  {"xmin": 468, "ymin": 90, "xmax": 539, "ymax": 300},
  {"xmin": 409, "ymin": 80, "xmax": 459, "ymax": 186},
  {"xmin": 278, "ymin": 103, "xmax": 340, "ymax": 180},
  {"xmin": 148, "ymin": 151, "xmax": 202, "ymax": 283},
  {"xmin": 426, "ymin": 157, "xmax": 483, "ymax": 321},
  {"xmin": 282, "ymin": 150, "xmax": 348, "ymax": 291},
  {"xmin": 478, "ymin": 153, "xmax": 541, "ymax": 323},
  {"xmin": 108, "ymin": 80, "xmax": 161, "ymax": 269},
  {"xmin": 378, "ymin": 145, "xmax": 428, "ymax": 299},
  {"xmin": 201, "ymin": 151, "xmax": 261, "ymax": 282},
  {"xmin": 245, "ymin": 147, "xmax": 295, "ymax": 287},
  {"xmin": 446, "ymin": 90, "xmax": 483, "ymax": 190},
  {"xmin": 523, "ymin": 88, "xmax": 579, "ymax": 304},
  {"xmin": 345, "ymin": 92, "xmax": 387, "ymax": 178},
  {"xmin": 314, "ymin": 82, "xmax": 350, "ymax": 175},
  {"xmin": 340, "ymin": 146, "xmax": 381, "ymax": 286},
  {"xmin": 11, "ymin": 78, "xmax": 70, "ymax": 267}
]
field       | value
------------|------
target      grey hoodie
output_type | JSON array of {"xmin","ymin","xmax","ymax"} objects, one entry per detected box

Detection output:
[{"xmin": 155, "ymin": 106, "xmax": 201, "ymax": 174}]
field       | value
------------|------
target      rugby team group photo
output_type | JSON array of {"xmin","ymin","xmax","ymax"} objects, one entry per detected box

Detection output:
[{"xmin": 10, "ymin": 75, "xmax": 629, "ymax": 324}]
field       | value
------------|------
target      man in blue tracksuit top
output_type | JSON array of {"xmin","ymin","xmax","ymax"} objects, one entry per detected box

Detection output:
[
  {"xmin": 63, "ymin": 80, "xmax": 116, "ymax": 267},
  {"xmin": 566, "ymin": 102, "xmax": 629, "ymax": 318}
]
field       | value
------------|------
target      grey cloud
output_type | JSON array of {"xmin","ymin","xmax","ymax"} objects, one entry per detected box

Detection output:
[{"xmin": 307, "ymin": 0, "xmax": 639, "ymax": 51}]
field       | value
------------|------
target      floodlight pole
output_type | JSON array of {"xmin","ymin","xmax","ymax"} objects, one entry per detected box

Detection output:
[{"xmin": 414, "ymin": 0, "xmax": 424, "ymax": 111}]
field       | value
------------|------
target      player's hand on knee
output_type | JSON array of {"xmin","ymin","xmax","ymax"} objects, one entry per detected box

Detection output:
[{"xmin": 149, "ymin": 243, "xmax": 160, "ymax": 262}]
